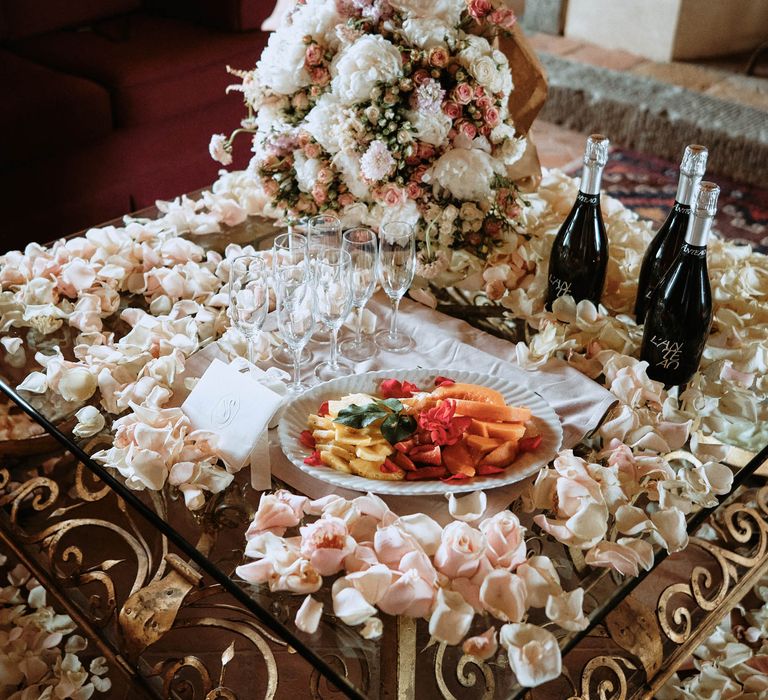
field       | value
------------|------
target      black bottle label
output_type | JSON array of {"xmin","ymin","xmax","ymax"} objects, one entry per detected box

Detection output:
[
  {"xmin": 672, "ymin": 202, "xmax": 691, "ymax": 215},
  {"xmin": 648, "ymin": 335, "xmax": 683, "ymax": 370},
  {"xmin": 576, "ymin": 193, "xmax": 599, "ymax": 205}
]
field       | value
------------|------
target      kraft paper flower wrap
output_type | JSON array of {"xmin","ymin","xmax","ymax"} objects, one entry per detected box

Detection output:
[{"xmin": 209, "ymin": 0, "xmax": 548, "ymax": 300}]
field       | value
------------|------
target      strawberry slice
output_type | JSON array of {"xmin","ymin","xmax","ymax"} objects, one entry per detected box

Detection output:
[
  {"xmin": 519, "ymin": 435, "xmax": 542, "ymax": 452},
  {"xmin": 434, "ymin": 376, "xmax": 455, "ymax": 387},
  {"xmin": 380, "ymin": 379, "xmax": 420, "ymax": 399},
  {"xmin": 318, "ymin": 401, "xmax": 330, "ymax": 416},
  {"xmin": 441, "ymin": 472, "xmax": 471, "ymax": 482},
  {"xmin": 299, "ymin": 430, "xmax": 316, "ymax": 449},
  {"xmin": 380, "ymin": 457, "xmax": 401, "ymax": 473},
  {"xmin": 408, "ymin": 444, "xmax": 442, "ymax": 466},
  {"xmin": 476, "ymin": 464, "xmax": 506, "ymax": 475},
  {"xmin": 394, "ymin": 438, "xmax": 417, "ymax": 453},
  {"xmin": 405, "ymin": 466, "xmax": 448, "ymax": 480},
  {"xmin": 393, "ymin": 452, "xmax": 417, "ymax": 471},
  {"xmin": 303, "ymin": 450, "xmax": 323, "ymax": 466}
]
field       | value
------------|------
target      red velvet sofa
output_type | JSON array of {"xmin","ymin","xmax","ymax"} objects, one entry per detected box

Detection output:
[{"xmin": 0, "ymin": 0, "xmax": 273, "ymax": 250}]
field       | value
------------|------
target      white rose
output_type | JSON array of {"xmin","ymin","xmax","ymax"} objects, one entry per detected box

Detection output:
[
  {"xmin": 332, "ymin": 35, "xmax": 403, "ymax": 105},
  {"xmin": 408, "ymin": 110, "xmax": 452, "ymax": 147},
  {"xmin": 332, "ymin": 150, "xmax": 369, "ymax": 198},
  {"xmin": 290, "ymin": 0, "xmax": 342, "ymax": 46},
  {"xmin": 375, "ymin": 198, "xmax": 421, "ymax": 230},
  {"xmin": 304, "ymin": 94, "xmax": 345, "ymax": 154},
  {"xmin": 293, "ymin": 152, "xmax": 321, "ymax": 194},
  {"xmin": 430, "ymin": 148, "xmax": 504, "ymax": 202},
  {"xmin": 390, "ymin": 0, "xmax": 465, "ymax": 24},
  {"xmin": 460, "ymin": 35, "xmax": 493, "ymax": 64},
  {"xmin": 469, "ymin": 55, "xmax": 497, "ymax": 91},
  {"xmin": 257, "ymin": 26, "xmax": 310, "ymax": 95},
  {"xmin": 401, "ymin": 18, "xmax": 457, "ymax": 49},
  {"xmin": 495, "ymin": 134, "xmax": 528, "ymax": 167}
]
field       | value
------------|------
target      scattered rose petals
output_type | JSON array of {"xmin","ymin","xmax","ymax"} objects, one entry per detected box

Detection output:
[{"xmin": 295, "ymin": 595, "xmax": 323, "ymax": 634}]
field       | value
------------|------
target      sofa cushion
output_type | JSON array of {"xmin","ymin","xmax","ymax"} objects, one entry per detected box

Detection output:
[
  {"xmin": 0, "ymin": 0, "xmax": 140, "ymax": 39},
  {"xmin": 0, "ymin": 50, "xmax": 113, "ymax": 168},
  {"xmin": 144, "ymin": 0, "xmax": 276, "ymax": 32},
  {"xmin": 12, "ymin": 13, "xmax": 268, "ymax": 128}
]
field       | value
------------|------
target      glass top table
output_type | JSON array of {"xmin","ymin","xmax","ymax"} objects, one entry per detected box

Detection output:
[{"xmin": 1, "ymin": 207, "xmax": 766, "ymax": 700}]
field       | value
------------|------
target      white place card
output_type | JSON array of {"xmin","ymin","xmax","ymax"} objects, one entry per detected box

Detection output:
[{"xmin": 181, "ymin": 358, "xmax": 284, "ymax": 488}]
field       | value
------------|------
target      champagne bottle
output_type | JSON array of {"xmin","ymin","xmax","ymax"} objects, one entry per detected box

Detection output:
[
  {"xmin": 640, "ymin": 182, "xmax": 719, "ymax": 387},
  {"xmin": 634, "ymin": 144, "xmax": 708, "ymax": 322},
  {"xmin": 546, "ymin": 134, "xmax": 610, "ymax": 309}
]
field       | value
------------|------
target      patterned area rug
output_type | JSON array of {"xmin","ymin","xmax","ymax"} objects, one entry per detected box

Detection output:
[{"xmin": 567, "ymin": 147, "xmax": 768, "ymax": 254}]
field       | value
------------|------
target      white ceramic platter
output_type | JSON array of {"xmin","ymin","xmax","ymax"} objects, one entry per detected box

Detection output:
[{"xmin": 278, "ymin": 368, "xmax": 563, "ymax": 496}]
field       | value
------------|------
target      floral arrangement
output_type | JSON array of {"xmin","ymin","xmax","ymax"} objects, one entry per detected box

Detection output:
[
  {"xmin": 0, "ymin": 557, "xmax": 111, "ymax": 698},
  {"xmin": 659, "ymin": 574, "xmax": 768, "ymax": 699},
  {"xmin": 209, "ymin": 0, "xmax": 534, "ymax": 282},
  {"xmin": 236, "ymin": 488, "xmax": 575, "ymax": 687}
]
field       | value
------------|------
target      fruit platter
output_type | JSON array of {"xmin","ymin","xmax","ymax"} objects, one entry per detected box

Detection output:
[{"xmin": 279, "ymin": 369, "xmax": 563, "ymax": 496}]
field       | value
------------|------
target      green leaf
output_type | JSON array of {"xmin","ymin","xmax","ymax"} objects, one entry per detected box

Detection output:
[
  {"xmin": 381, "ymin": 414, "xmax": 417, "ymax": 445},
  {"xmin": 377, "ymin": 398, "xmax": 403, "ymax": 413},
  {"xmin": 334, "ymin": 403, "xmax": 387, "ymax": 429}
]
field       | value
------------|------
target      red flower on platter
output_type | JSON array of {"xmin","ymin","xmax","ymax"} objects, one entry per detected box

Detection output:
[
  {"xmin": 304, "ymin": 450, "xmax": 323, "ymax": 466},
  {"xmin": 299, "ymin": 430, "xmax": 316, "ymax": 449},
  {"xmin": 434, "ymin": 376, "xmax": 455, "ymax": 387},
  {"xmin": 380, "ymin": 378, "xmax": 420, "ymax": 399},
  {"xmin": 417, "ymin": 400, "xmax": 472, "ymax": 446}
]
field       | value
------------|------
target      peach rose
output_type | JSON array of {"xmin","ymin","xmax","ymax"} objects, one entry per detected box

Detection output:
[
  {"xmin": 434, "ymin": 521, "xmax": 487, "ymax": 579},
  {"xmin": 305, "ymin": 43, "xmax": 324, "ymax": 66},
  {"xmin": 442, "ymin": 101, "xmax": 462, "ymax": 119},
  {"xmin": 299, "ymin": 517, "xmax": 356, "ymax": 576},
  {"xmin": 462, "ymin": 627, "xmax": 498, "ymax": 660},
  {"xmin": 429, "ymin": 47, "xmax": 449, "ymax": 68},
  {"xmin": 304, "ymin": 142, "xmax": 322, "ymax": 159},
  {"xmin": 381, "ymin": 185, "xmax": 405, "ymax": 207},
  {"xmin": 246, "ymin": 491, "xmax": 308, "ymax": 537},
  {"xmin": 484, "ymin": 106, "xmax": 501, "ymax": 128},
  {"xmin": 457, "ymin": 120, "xmax": 477, "ymax": 140},
  {"xmin": 479, "ymin": 569, "xmax": 527, "ymax": 622},
  {"xmin": 453, "ymin": 83, "xmax": 474, "ymax": 105},
  {"xmin": 412, "ymin": 69, "xmax": 431, "ymax": 86},
  {"xmin": 499, "ymin": 623, "xmax": 561, "ymax": 688},
  {"xmin": 311, "ymin": 184, "xmax": 328, "ymax": 204},
  {"xmin": 468, "ymin": 0, "xmax": 493, "ymax": 19},
  {"xmin": 429, "ymin": 588, "xmax": 474, "ymax": 645},
  {"xmin": 479, "ymin": 511, "xmax": 527, "ymax": 570}
]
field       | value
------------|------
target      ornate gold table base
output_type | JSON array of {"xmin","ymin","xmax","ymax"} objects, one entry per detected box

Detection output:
[{"xmin": 2, "ymin": 436, "xmax": 767, "ymax": 699}]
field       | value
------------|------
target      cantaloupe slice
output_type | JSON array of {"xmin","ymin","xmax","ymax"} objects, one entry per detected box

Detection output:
[
  {"xmin": 442, "ymin": 440, "xmax": 476, "ymax": 477},
  {"xmin": 450, "ymin": 399, "xmax": 531, "ymax": 423},
  {"xmin": 467, "ymin": 419, "xmax": 489, "ymax": 437},
  {"xmin": 465, "ymin": 434, "xmax": 503, "ymax": 453},
  {"xmin": 483, "ymin": 422, "xmax": 527, "ymax": 441},
  {"xmin": 483, "ymin": 440, "xmax": 519, "ymax": 467},
  {"xmin": 432, "ymin": 382, "xmax": 506, "ymax": 406}
]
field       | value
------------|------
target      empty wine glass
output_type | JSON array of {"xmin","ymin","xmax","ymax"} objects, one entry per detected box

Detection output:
[
  {"xmin": 314, "ymin": 248, "xmax": 354, "ymax": 381},
  {"xmin": 229, "ymin": 255, "xmax": 270, "ymax": 364},
  {"xmin": 307, "ymin": 214, "xmax": 341, "ymax": 345},
  {"xmin": 275, "ymin": 261, "xmax": 316, "ymax": 393},
  {"xmin": 375, "ymin": 221, "xmax": 416, "ymax": 354},
  {"xmin": 340, "ymin": 227, "xmax": 379, "ymax": 362},
  {"xmin": 271, "ymin": 230, "xmax": 312, "ymax": 367}
]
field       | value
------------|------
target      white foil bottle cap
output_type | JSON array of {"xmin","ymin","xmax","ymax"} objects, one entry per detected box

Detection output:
[
  {"xmin": 680, "ymin": 144, "xmax": 708, "ymax": 178},
  {"xmin": 694, "ymin": 181, "xmax": 720, "ymax": 217},
  {"xmin": 584, "ymin": 134, "xmax": 610, "ymax": 167}
]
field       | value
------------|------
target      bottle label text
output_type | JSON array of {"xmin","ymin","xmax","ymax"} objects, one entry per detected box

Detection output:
[
  {"xmin": 548, "ymin": 276, "xmax": 572, "ymax": 298},
  {"xmin": 650, "ymin": 336, "xmax": 682, "ymax": 369}
]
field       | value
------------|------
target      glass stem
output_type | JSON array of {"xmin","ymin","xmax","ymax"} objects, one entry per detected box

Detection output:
[
  {"xmin": 389, "ymin": 296, "xmax": 401, "ymax": 340},
  {"xmin": 247, "ymin": 336, "xmax": 255, "ymax": 365},
  {"xmin": 355, "ymin": 305, "xmax": 365, "ymax": 347},
  {"xmin": 292, "ymin": 347, "xmax": 302, "ymax": 389},
  {"xmin": 329, "ymin": 328, "xmax": 339, "ymax": 370}
]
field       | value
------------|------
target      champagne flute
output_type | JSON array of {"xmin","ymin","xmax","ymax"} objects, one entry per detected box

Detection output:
[
  {"xmin": 271, "ymin": 230, "xmax": 313, "ymax": 367},
  {"xmin": 275, "ymin": 260, "xmax": 316, "ymax": 393},
  {"xmin": 307, "ymin": 214, "xmax": 341, "ymax": 345},
  {"xmin": 375, "ymin": 221, "xmax": 416, "ymax": 353},
  {"xmin": 314, "ymin": 248, "xmax": 354, "ymax": 381},
  {"xmin": 229, "ymin": 255, "xmax": 270, "ymax": 364},
  {"xmin": 340, "ymin": 227, "xmax": 379, "ymax": 362}
]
